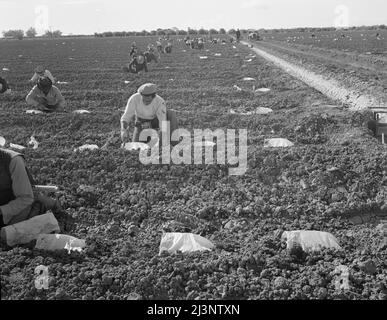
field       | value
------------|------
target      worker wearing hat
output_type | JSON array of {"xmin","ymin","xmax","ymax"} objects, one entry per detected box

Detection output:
[
  {"xmin": 26, "ymin": 77, "xmax": 66, "ymax": 112},
  {"xmin": 123, "ymin": 52, "xmax": 148, "ymax": 74},
  {"xmin": 29, "ymin": 65, "xmax": 55, "ymax": 85},
  {"xmin": 0, "ymin": 147, "xmax": 63, "ymax": 228},
  {"xmin": 120, "ymin": 83, "xmax": 178, "ymax": 144}
]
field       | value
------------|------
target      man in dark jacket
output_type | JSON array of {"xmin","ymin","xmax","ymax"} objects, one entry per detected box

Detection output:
[
  {"xmin": 0, "ymin": 76, "xmax": 10, "ymax": 94},
  {"xmin": 0, "ymin": 148, "xmax": 62, "ymax": 228}
]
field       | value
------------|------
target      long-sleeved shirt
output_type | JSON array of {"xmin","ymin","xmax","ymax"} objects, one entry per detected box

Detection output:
[
  {"xmin": 121, "ymin": 93, "xmax": 167, "ymax": 124},
  {"xmin": 26, "ymin": 85, "xmax": 66, "ymax": 109},
  {"xmin": 30, "ymin": 70, "xmax": 55, "ymax": 85},
  {"xmin": 0, "ymin": 155, "xmax": 34, "ymax": 225}
]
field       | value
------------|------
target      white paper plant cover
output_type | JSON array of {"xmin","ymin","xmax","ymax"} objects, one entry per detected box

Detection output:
[
  {"xmin": 159, "ymin": 232, "xmax": 215, "ymax": 254},
  {"xmin": 264, "ymin": 138, "xmax": 294, "ymax": 148},
  {"xmin": 35, "ymin": 234, "xmax": 86, "ymax": 253},
  {"xmin": 26, "ymin": 110, "xmax": 43, "ymax": 114},
  {"xmin": 232, "ymin": 46, "xmax": 237, "ymax": 49},
  {"xmin": 124, "ymin": 80, "xmax": 130, "ymax": 84},
  {"xmin": 0, "ymin": 136, "xmax": 5, "ymax": 147},
  {"xmin": 75, "ymin": 144, "xmax": 99, "ymax": 152},
  {"xmin": 57, "ymin": 81, "xmax": 68, "ymax": 84},
  {"xmin": 214, "ymin": 53, "xmax": 222, "ymax": 56},
  {"xmin": 123, "ymin": 142, "xmax": 150, "ymax": 151},
  {"xmin": 2, "ymin": 68, "xmax": 10, "ymax": 71},
  {"xmin": 73, "ymin": 109, "xmax": 90, "ymax": 114},
  {"xmin": 233, "ymin": 85, "xmax": 242, "ymax": 91},
  {"xmin": 28, "ymin": 136, "xmax": 39, "ymax": 149},
  {"xmin": 255, "ymin": 107, "xmax": 273, "ymax": 114},
  {"xmin": 243, "ymin": 77, "xmax": 255, "ymax": 81},
  {"xmin": 0, "ymin": 212, "xmax": 60, "ymax": 246},
  {"xmin": 34, "ymin": 185, "xmax": 59, "ymax": 192},
  {"xmin": 334, "ymin": 265, "xmax": 350, "ymax": 290},
  {"xmin": 281, "ymin": 230, "xmax": 341, "ymax": 253},
  {"xmin": 199, "ymin": 56, "xmax": 208, "ymax": 59},
  {"xmin": 256, "ymin": 88, "xmax": 271, "ymax": 93},
  {"xmin": 9, "ymin": 143, "xmax": 26, "ymax": 150}
]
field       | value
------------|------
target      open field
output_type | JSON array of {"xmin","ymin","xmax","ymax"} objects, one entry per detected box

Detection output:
[
  {"xmin": 262, "ymin": 29, "xmax": 387, "ymax": 55},
  {"xmin": 0, "ymin": 36, "xmax": 386, "ymax": 300}
]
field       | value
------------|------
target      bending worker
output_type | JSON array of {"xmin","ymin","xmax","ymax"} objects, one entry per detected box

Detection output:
[
  {"xmin": 29, "ymin": 65, "xmax": 55, "ymax": 85},
  {"xmin": 0, "ymin": 147, "xmax": 62, "ymax": 228},
  {"xmin": 120, "ymin": 83, "xmax": 178, "ymax": 145},
  {"xmin": 26, "ymin": 77, "xmax": 66, "ymax": 112}
]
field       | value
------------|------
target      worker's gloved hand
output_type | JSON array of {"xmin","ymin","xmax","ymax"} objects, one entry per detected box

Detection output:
[{"xmin": 121, "ymin": 129, "xmax": 130, "ymax": 143}]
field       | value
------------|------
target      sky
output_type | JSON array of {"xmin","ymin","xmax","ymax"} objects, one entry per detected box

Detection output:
[{"xmin": 0, "ymin": 0, "xmax": 386, "ymax": 35}]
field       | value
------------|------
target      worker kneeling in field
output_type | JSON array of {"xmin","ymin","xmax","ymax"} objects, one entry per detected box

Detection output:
[
  {"xmin": 0, "ymin": 148, "xmax": 63, "ymax": 228},
  {"xmin": 144, "ymin": 49, "xmax": 158, "ymax": 64},
  {"xmin": 164, "ymin": 42, "xmax": 172, "ymax": 54},
  {"xmin": 123, "ymin": 54, "xmax": 148, "ymax": 74},
  {"xmin": 0, "ymin": 76, "xmax": 11, "ymax": 94},
  {"xmin": 29, "ymin": 65, "xmax": 56, "ymax": 85},
  {"xmin": 26, "ymin": 77, "xmax": 66, "ymax": 112},
  {"xmin": 120, "ymin": 83, "xmax": 178, "ymax": 145}
]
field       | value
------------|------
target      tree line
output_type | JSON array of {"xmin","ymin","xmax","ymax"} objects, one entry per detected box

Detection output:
[
  {"xmin": 2, "ymin": 28, "xmax": 62, "ymax": 40},
  {"xmin": 2, "ymin": 25, "xmax": 385, "ymax": 40}
]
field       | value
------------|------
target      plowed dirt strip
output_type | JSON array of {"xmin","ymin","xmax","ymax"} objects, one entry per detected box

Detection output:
[
  {"xmin": 241, "ymin": 41, "xmax": 386, "ymax": 111},
  {"xmin": 0, "ymin": 37, "xmax": 386, "ymax": 301}
]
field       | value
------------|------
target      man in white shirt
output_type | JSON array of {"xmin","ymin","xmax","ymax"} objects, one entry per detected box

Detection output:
[
  {"xmin": 29, "ymin": 65, "xmax": 55, "ymax": 85},
  {"xmin": 120, "ymin": 83, "xmax": 178, "ymax": 144}
]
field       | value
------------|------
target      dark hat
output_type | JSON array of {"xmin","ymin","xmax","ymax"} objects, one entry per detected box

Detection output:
[{"xmin": 37, "ymin": 77, "xmax": 52, "ymax": 91}]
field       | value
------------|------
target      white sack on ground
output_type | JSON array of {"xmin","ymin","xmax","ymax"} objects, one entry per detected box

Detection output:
[
  {"xmin": 74, "ymin": 144, "xmax": 99, "ymax": 152},
  {"xmin": 0, "ymin": 212, "xmax": 60, "ymax": 246},
  {"xmin": 255, "ymin": 88, "xmax": 271, "ymax": 93},
  {"xmin": 0, "ymin": 136, "xmax": 5, "ymax": 147},
  {"xmin": 122, "ymin": 142, "xmax": 150, "ymax": 151},
  {"xmin": 264, "ymin": 138, "xmax": 294, "ymax": 148},
  {"xmin": 35, "ymin": 234, "xmax": 86, "ymax": 252},
  {"xmin": 159, "ymin": 232, "xmax": 215, "ymax": 254},
  {"xmin": 26, "ymin": 110, "xmax": 43, "ymax": 114},
  {"xmin": 281, "ymin": 230, "xmax": 341, "ymax": 253},
  {"xmin": 73, "ymin": 110, "xmax": 90, "ymax": 114}
]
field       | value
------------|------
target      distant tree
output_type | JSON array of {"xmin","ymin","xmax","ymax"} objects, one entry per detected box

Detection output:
[
  {"xmin": 198, "ymin": 28, "xmax": 208, "ymax": 35},
  {"xmin": 44, "ymin": 30, "xmax": 62, "ymax": 38},
  {"xmin": 178, "ymin": 30, "xmax": 187, "ymax": 35},
  {"xmin": 2, "ymin": 29, "xmax": 24, "ymax": 40},
  {"xmin": 219, "ymin": 28, "xmax": 226, "ymax": 34},
  {"xmin": 26, "ymin": 27, "xmax": 37, "ymax": 38},
  {"xmin": 150, "ymin": 30, "xmax": 157, "ymax": 35},
  {"xmin": 378, "ymin": 25, "xmax": 386, "ymax": 29},
  {"xmin": 53, "ymin": 30, "xmax": 62, "ymax": 37},
  {"xmin": 228, "ymin": 29, "xmax": 236, "ymax": 34},
  {"xmin": 209, "ymin": 28, "xmax": 218, "ymax": 35},
  {"xmin": 103, "ymin": 31, "xmax": 114, "ymax": 37},
  {"xmin": 188, "ymin": 29, "xmax": 197, "ymax": 35},
  {"xmin": 156, "ymin": 29, "xmax": 166, "ymax": 36}
]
